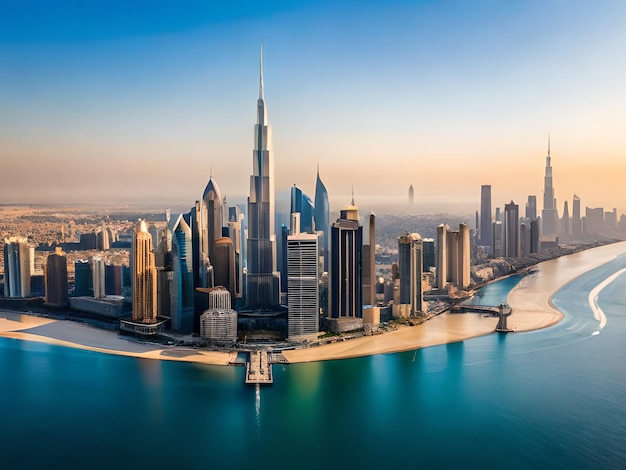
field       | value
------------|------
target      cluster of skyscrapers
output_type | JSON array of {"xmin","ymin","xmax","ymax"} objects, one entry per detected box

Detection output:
[
  {"xmin": 477, "ymin": 140, "xmax": 620, "ymax": 260},
  {"xmin": 4, "ymin": 52, "xmax": 625, "ymax": 344}
]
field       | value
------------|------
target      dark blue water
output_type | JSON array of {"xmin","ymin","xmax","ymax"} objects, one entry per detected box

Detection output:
[{"xmin": 2, "ymin": 256, "xmax": 626, "ymax": 469}]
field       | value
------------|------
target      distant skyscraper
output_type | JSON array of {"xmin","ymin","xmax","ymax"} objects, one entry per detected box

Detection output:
[
  {"xmin": 504, "ymin": 201, "xmax": 519, "ymax": 258},
  {"xmin": 572, "ymin": 195, "xmax": 581, "ymax": 238},
  {"xmin": 436, "ymin": 224, "xmax": 448, "ymax": 290},
  {"xmin": 520, "ymin": 222, "xmax": 530, "ymax": 258},
  {"xmin": 526, "ymin": 195, "xmax": 537, "ymax": 220},
  {"xmin": 200, "ymin": 177, "xmax": 222, "ymax": 288},
  {"xmin": 227, "ymin": 206, "xmax": 243, "ymax": 300},
  {"xmin": 561, "ymin": 200, "xmax": 570, "ymax": 236},
  {"xmin": 398, "ymin": 232, "xmax": 423, "ymax": 317},
  {"xmin": 480, "ymin": 185, "xmax": 492, "ymax": 249},
  {"xmin": 361, "ymin": 213, "xmax": 376, "ymax": 307},
  {"xmin": 246, "ymin": 45, "xmax": 280, "ymax": 309},
  {"xmin": 132, "ymin": 220, "xmax": 157, "ymax": 324},
  {"xmin": 91, "ymin": 256, "xmax": 105, "ymax": 299},
  {"xmin": 44, "ymin": 247, "xmax": 67, "ymax": 306},
  {"xmin": 422, "ymin": 238, "xmax": 435, "ymax": 271},
  {"xmin": 290, "ymin": 185, "xmax": 314, "ymax": 233},
  {"xmin": 492, "ymin": 220, "xmax": 504, "ymax": 257},
  {"xmin": 287, "ymin": 222, "xmax": 319, "ymax": 340},
  {"xmin": 329, "ymin": 197, "xmax": 362, "ymax": 319},
  {"xmin": 530, "ymin": 219, "xmax": 540, "ymax": 254},
  {"xmin": 541, "ymin": 138, "xmax": 559, "ymax": 236},
  {"xmin": 97, "ymin": 222, "xmax": 110, "ymax": 251},
  {"xmin": 314, "ymin": 165, "xmax": 330, "ymax": 273},
  {"xmin": 585, "ymin": 207, "xmax": 605, "ymax": 234},
  {"xmin": 437, "ymin": 224, "xmax": 470, "ymax": 289},
  {"xmin": 408, "ymin": 185, "xmax": 414, "ymax": 205},
  {"xmin": 3, "ymin": 237, "xmax": 31, "ymax": 298}
]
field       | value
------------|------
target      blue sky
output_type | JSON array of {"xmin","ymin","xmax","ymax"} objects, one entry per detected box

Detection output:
[{"xmin": 1, "ymin": 1, "xmax": 625, "ymax": 215}]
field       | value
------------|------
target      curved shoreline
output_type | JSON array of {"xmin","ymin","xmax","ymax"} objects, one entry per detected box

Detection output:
[{"xmin": 1, "ymin": 241, "xmax": 625, "ymax": 365}]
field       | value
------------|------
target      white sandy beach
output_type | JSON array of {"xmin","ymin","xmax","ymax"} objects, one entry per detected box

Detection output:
[
  {"xmin": 0, "ymin": 310, "xmax": 236, "ymax": 365},
  {"xmin": 1, "ymin": 241, "xmax": 625, "ymax": 365}
]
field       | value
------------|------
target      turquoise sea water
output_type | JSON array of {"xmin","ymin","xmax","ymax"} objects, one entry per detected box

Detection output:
[{"xmin": 2, "ymin": 256, "xmax": 626, "ymax": 469}]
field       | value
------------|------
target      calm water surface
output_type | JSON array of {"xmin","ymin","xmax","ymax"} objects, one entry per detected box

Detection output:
[{"xmin": 1, "ymin": 256, "xmax": 626, "ymax": 469}]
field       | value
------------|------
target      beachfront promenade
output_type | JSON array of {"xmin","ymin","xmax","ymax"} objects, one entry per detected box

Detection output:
[{"xmin": 1, "ymin": 241, "xmax": 625, "ymax": 366}]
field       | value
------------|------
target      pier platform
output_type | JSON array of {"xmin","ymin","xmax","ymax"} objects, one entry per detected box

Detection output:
[{"xmin": 245, "ymin": 350, "xmax": 273, "ymax": 384}]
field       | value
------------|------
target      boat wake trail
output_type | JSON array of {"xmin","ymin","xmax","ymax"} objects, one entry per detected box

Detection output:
[{"xmin": 588, "ymin": 268, "xmax": 626, "ymax": 331}]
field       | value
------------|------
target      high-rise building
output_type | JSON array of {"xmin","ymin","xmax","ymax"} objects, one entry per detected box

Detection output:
[
  {"xmin": 526, "ymin": 195, "xmax": 537, "ymax": 220},
  {"xmin": 572, "ymin": 195, "xmax": 581, "ymax": 238},
  {"xmin": 436, "ymin": 224, "xmax": 448, "ymax": 290},
  {"xmin": 97, "ymin": 222, "xmax": 110, "ymax": 251},
  {"xmin": 287, "ymin": 222, "xmax": 319, "ymax": 340},
  {"xmin": 585, "ymin": 207, "xmax": 604, "ymax": 234},
  {"xmin": 105, "ymin": 264, "xmax": 123, "ymax": 296},
  {"xmin": 504, "ymin": 201, "xmax": 519, "ymax": 258},
  {"xmin": 530, "ymin": 220, "xmax": 540, "ymax": 254},
  {"xmin": 227, "ymin": 206, "xmax": 244, "ymax": 300},
  {"xmin": 437, "ymin": 224, "xmax": 470, "ymax": 290},
  {"xmin": 246, "ymin": 46, "xmax": 280, "ymax": 309},
  {"xmin": 91, "ymin": 256, "xmax": 105, "ymax": 299},
  {"xmin": 480, "ymin": 185, "xmax": 492, "ymax": 250},
  {"xmin": 397, "ymin": 232, "xmax": 423, "ymax": 317},
  {"xmin": 492, "ymin": 220, "xmax": 504, "ymax": 257},
  {"xmin": 132, "ymin": 220, "xmax": 157, "ymax": 324},
  {"xmin": 44, "ymin": 247, "xmax": 67, "ymax": 306},
  {"xmin": 290, "ymin": 185, "xmax": 314, "ymax": 233},
  {"xmin": 3, "ymin": 237, "xmax": 31, "ymax": 298},
  {"xmin": 561, "ymin": 201, "xmax": 570, "ymax": 237},
  {"xmin": 200, "ymin": 287, "xmax": 237, "ymax": 342},
  {"xmin": 408, "ymin": 185, "xmax": 414, "ymax": 205},
  {"xmin": 201, "ymin": 177, "xmax": 222, "ymax": 287},
  {"xmin": 361, "ymin": 213, "xmax": 376, "ymax": 307},
  {"xmin": 541, "ymin": 138, "xmax": 559, "ymax": 237},
  {"xmin": 520, "ymin": 222, "xmax": 530, "ymax": 258},
  {"xmin": 605, "ymin": 210, "xmax": 617, "ymax": 231},
  {"xmin": 329, "ymin": 198, "xmax": 362, "ymax": 319},
  {"xmin": 314, "ymin": 166, "xmax": 330, "ymax": 274},
  {"xmin": 422, "ymin": 238, "xmax": 435, "ymax": 271},
  {"xmin": 74, "ymin": 260, "xmax": 93, "ymax": 296},
  {"xmin": 213, "ymin": 237, "xmax": 236, "ymax": 301},
  {"xmin": 170, "ymin": 214, "xmax": 195, "ymax": 333}
]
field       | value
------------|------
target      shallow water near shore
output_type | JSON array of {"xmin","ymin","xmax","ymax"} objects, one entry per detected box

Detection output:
[{"xmin": 2, "ymin": 255, "xmax": 626, "ymax": 469}]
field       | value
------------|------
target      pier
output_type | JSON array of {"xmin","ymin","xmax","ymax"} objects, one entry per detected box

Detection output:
[
  {"xmin": 452, "ymin": 303, "xmax": 514, "ymax": 333},
  {"xmin": 245, "ymin": 350, "xmax": 273, "ymax": 384}
]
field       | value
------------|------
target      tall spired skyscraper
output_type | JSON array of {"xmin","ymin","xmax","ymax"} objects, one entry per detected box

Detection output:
[
  {"xmin": 246, "ymin": 46, "xmax": 280, "ymax": 308},
  {"xmin": 541, "ymin": 137, "xmax": 559, "ymax": 237}
]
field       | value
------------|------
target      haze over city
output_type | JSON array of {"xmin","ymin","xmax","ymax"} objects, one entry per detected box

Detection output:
[{"xmin": 1, "ymin": 1, "xmax": 625, "ymax": 213}]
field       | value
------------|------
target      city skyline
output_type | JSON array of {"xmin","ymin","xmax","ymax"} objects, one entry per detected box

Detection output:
[{"xmin": 2, "ymin": 1, "xmax": 626, "ymax": 214}]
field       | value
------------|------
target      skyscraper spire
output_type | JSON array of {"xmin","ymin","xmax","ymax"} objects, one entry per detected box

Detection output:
[
  {"xmin": 259, "ymin": 43, "xmax": 264, "ymax": 100},
  {"xmin": 548, "ymin": 133, "xmax": 551, "ymax": 157},
  {"xmin": 351, "ymin": 186, "xmax": 355, "ymax": 206}
]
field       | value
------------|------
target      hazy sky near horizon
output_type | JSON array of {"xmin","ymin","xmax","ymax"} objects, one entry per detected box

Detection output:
[{"xmin": 1, "ymin": 1, "xmax": 625, "ymax": 215}]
